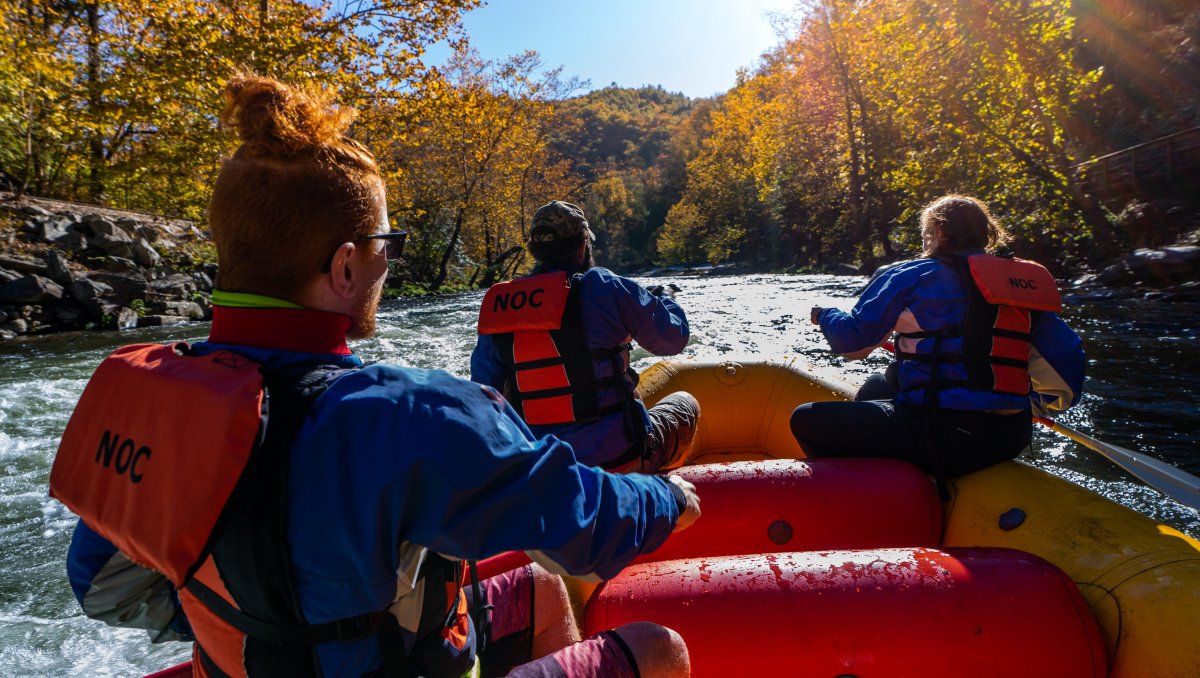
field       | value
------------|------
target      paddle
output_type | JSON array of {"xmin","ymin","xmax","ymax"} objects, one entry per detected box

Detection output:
[
  {"xmin": 1031, "ymin": 415, "xmax": 1200, "ymax": 512},
  {"xmin": 874, "ymin": 341, "xmax": 1200, "ymax": 511}
]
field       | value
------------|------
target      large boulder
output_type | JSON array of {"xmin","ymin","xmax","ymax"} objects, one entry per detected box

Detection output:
[
  {"xmin": 88, "ymin": 270, "xmax": 149, "ymax": 304},
  {"xmin": 71, "ymin": 278, "xmax": 114, "ymax": 316},
  {"xmin": 43, "ymin": 251, "xmax": 74, "ymax": 285},
  {"xmin": 114, "ymin": 306, "xmax": 139, "ymax": 330},
  {"xmin": 20, "ymin": 204, "xmax": 52, "ymax": 218},
  {"xmin": 115, "ymin": 217, "xmax": 143, "ymax": 235},
  {"xmin": 128, "ymin": 238, "xmax": 161, "ymax": 267},
  {"xmin": 155, "ymin": 300, "xmax": 206, "ymax": 319},
  {"xmin": 1099, "ymin": 246, "xmax": 1200, "ymax": 287},
  {"xmin": 48, "ymin": 302, "xmax": 84, "ymax": 325},
  {"xmin": 0, "ymin": 253, "xmax": 49, "ymax": 275},
  {"xmin": 0, "ymin": 274, "xmax": 64, "ymax": 304},
  {"xmin": 90, "ymin": 255, "xmax": 139, "ymax": 272},
  {"xmin": 148, "ymin": 273, "xmax": 198, "ymax": 299},
  {"xmin": 56, "ymin": 231, "xmax": 88, "ymax": 254},
  {"xmin": 2, "ymin": 318, "xmax": 29, "ymax": 334},
  {"xmin": 81, "ymin": 214, "xmax": 125, "ymax": 237},
  {"xmin": 25, "ymin": 216, "xmax": 73, "ymax": 242},
  {"xmin": 135, "ymin": 224, "xmax": 162, "ymax": 243}
]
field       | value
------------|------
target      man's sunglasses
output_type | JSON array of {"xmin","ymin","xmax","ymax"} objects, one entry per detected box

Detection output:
[{"xmin": 322, "ymin": 231, "xmax": 407, "ymax": 272}]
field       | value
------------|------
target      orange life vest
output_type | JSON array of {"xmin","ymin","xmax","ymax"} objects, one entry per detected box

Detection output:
[
  {"xmin": 477, "ymin": 271, "xmax": 634, "ymax": 426},
  {"xmin": 896, "ymin": 254, "xmax": 1061, "ymax": 397},
  {"xmin": 50, "ymin": 344, "xmax": 470, "ymax": 678}
]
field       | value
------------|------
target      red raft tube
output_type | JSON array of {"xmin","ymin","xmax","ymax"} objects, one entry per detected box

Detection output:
[{"xmin": 588, "ymin": 547, "xmax": 1108, "ymax": 678}]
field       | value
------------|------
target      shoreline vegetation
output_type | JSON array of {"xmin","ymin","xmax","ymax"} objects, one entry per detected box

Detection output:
[
  {"xmin": 2, "ymin": 191, "xmax": 1197, "ymax": 343},
  {"xmin": 1, "ymin": 1, "xmax": 1198, "ymax": 340}
]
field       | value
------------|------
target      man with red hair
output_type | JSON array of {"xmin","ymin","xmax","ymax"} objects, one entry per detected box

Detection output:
[{"xmin": 55, "ymin": 75, "xmax": 697, "ymax": 678}]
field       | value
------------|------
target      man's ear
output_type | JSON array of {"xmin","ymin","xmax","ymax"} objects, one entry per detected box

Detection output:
[{"xmin": 326, "ymin": 241, "xmax": 358, "ymax": 300}]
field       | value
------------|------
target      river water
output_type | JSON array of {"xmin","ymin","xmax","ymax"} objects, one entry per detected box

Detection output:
[{"xmin": 1, "ymin": 273, "xmax": 1198, "ymax": 676}]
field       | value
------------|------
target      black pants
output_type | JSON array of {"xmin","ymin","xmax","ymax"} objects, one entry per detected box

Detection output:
[{"xmin": 790, "ymin": 374, "xmax": 1032, "ymax": 477}]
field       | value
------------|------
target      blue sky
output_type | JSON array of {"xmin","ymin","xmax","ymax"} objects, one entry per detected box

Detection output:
[{"xmin": 429, "ymin": 0, "xmax": 800, "ymax": 99}]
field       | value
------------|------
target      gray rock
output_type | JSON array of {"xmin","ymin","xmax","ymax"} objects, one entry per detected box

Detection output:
[
  {"xmin": 27, "ymin": 217, "xmax": 70, "ymax": 242},
  {"xmin": 115, "ymin": 217, "xmax": 142, "ymax": 235},
  {"xmin": 49, "ymin": 303, "xmax": 83, "ymax": 324},
  {"xmin": 0, "ymin": 307, "xmax": 7, "ymax": 323},
  {"xmin": 192, "ymin": 293, "xmax": 213, "ymax": 318},
  {"xmin": 128, "ymin": 238, "xmax": 161, "ymax": 267},
  {"xmin": 82, "ymin": 214, "xmax": 121, "ymax": 237},
  {"xmin": 0, "ymin": 253, "xmax": 49, "ymax": 274},
  {"xmin": 91, "ymin": 255, "xmax": 138, "ymax": 272},
  {"xmin": 0, "ymin": 268, "xmax": 20, "ymax": 284},
  {"xmin": 43, "ymin": 251, "xmax": 73, "ymax": 285},
  {"xmin": 92, "ymin": 229, "xmax": 133, "ymax": 253},
  {"xmin": 21, "ymin": 205, "xmax": 52, "ymax": 217},
  {"xmin": 2, "ymin": 318, "xmax": 29, "ymax": 334},
  {"xmin": 191, "ymin": 271, "xmax": 214, "ymax": 290},
  {"xmin": 1099, "ymin": 245, "xmax": 1200, "ymax": 287},
  {"xmin": 56, "ymin": 231, "xmax": 88, "ymax": 253},
  {"xmin": 114, "ymin": 306, "xmax": 139, "ymax": 330},
  {"xmin": 136, "ymin": 225, "xmax": 161, "ymax": 243},
  {"xmin": 0, "ymin": 274, "xmax": 65, "ymax": 304},
  {"xmin": 19, "ymin": 304, "xmax": 34, "ymax": 319},
  {"xmin": 157, "ymin": 300, "xmax": 206, "ymax": 319},
  {"xmin": 136, "ymin": 314, "xmax": 190, "ymax": 328},
  {"xmin": 149, "ymin": 273, "xmax": 197, "ymax": 298},
  {"xmin": 89, "ymin": 271, "xmax": 149, "ymax": 301},
  {"xmin": 71, "ymin": 278, "xmax": 114, "ymax": 310},
  {"xmin": 0, "ymin": 329, "xmax": 14, "ymax": 341}
]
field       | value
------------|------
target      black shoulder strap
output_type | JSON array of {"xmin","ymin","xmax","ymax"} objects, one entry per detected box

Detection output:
[{"xmin": 185, "ymin": 363, "xmax": 418, "ymax": 676}]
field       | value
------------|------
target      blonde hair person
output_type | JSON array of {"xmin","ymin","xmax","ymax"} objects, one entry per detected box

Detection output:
[{"xmin": 793, "ymin": 194, "xmax": 1085, "ymax": 490}]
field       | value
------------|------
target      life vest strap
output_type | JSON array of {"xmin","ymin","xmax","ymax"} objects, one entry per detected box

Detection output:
[
  {"xmin": 517, "ymin": 375, "xmax": 626, "ymax": 400},
  {"xmin": 185, "ymin": 578, "xmax": 388, "ymax": 645},
  {"xmin": 511, "ymin": 344, "xmax": 630, "ymax": 370},
  {"xmin": 897, "ymin": 350, "xmax": 1027, "ymax": 370}
]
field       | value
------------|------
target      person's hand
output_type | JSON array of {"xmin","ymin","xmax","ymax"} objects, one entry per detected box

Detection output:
[
  {"xmin": 810, "ymin": 306, "xmax": 824, "ymax": 325},
  {"xmin": 667, "ymin": 475, "xmax": 700, "ymax": 532},
  {"xmin": 648, "ymin": 283, "xmax": 679, "ymax": 299}
]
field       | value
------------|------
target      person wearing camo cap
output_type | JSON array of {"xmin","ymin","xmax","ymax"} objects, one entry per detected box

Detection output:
[{"xmin": 473, "ymin": 200, "xmax": 701, "ymax": 473}]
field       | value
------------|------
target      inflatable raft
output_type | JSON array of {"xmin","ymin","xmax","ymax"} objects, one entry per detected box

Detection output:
[
  {"xmin": 606, "ymin": 356, "xmax": 1199, "ymax": 677},
  {"xmin": 146, "ymin": 356, "xmax": 1200, "ymax": 677}
]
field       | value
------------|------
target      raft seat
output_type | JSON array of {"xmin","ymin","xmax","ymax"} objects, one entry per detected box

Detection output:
[
  {"xmin": 588, "ymin": 547, "xmax": 1108, "ymax": 678},
  {"xmin": 635, "ymin": 458, "xmax": 942, "ymax": 565}
]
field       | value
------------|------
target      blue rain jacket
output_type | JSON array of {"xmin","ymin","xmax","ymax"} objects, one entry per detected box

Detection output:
[
  {"xmin": 471, "ymin": 266, "xmax": 690, "ymax": 467},
  {"xmin": 817, "ymin": 255, "xmax": 1085, "ymax": 413},
  {"xmin": 66, "ymin": 307, "xmax": 681, "ymax": 677}
]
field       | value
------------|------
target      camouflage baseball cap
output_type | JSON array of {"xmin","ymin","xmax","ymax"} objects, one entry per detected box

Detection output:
[{"xmin": 529, "ymin": 201, "xmax": 596, "ymax": 243}]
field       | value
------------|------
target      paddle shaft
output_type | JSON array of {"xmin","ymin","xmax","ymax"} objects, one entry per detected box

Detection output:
[{"xmin": 876, "ymin": 341, "xmax": 1200, "ymax": 510}]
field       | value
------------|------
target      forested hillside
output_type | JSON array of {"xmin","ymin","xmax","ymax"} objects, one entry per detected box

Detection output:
[{"xmin": 2, "ymin": 0, "xmax": 1198, "ymax": 291}]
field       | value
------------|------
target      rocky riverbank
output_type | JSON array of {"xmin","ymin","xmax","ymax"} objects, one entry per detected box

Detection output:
[
  {"xmin": 0, "ymin": 194, "xmax": 216, "ymax": 341},
  {"xmin": 3, "ymin": 193, "xmax": 1198, "ymax": 342}
]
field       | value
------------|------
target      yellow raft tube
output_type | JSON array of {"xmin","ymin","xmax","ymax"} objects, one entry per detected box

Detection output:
[{"xmin": 637, "ymin": 356, "xmax": 1200, "ymax": 678}]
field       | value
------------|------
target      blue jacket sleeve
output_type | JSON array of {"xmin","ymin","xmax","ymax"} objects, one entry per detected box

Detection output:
[
  {"xmin": 469, "ymin": 334, "xmax": 507, "ymax": 390},
  {"xmin": 1028, "ymin": 312, "xmax": 1086, "ymax": 413},
  {"xmin": 818, "ymin": 265, "xmax": 918, "ymax": 354},
  {"xmin": 66, "ymin": 520, "xmax": 193, "ymax": 642},
  {"xmin": 610, "ymin": 273, "xmax": 690, "ymax": 355},
  {"xmin": 316, "ymin": 367, "xmax": 681, "ymax": 581}
]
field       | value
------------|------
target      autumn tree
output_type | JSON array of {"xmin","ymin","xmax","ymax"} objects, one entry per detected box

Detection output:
[{"xmin": 381, "ymin": 47, "xmax": 581, "ymax": 291}]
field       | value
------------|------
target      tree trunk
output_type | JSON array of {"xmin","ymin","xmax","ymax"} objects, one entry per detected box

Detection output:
[
  {"xmin": 85, "ymin": 2, "xmax": 104, "ymax": 201},
  {"xmin": 430, "ymin": 208, "xmax": 464, "ymax": 291}
]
